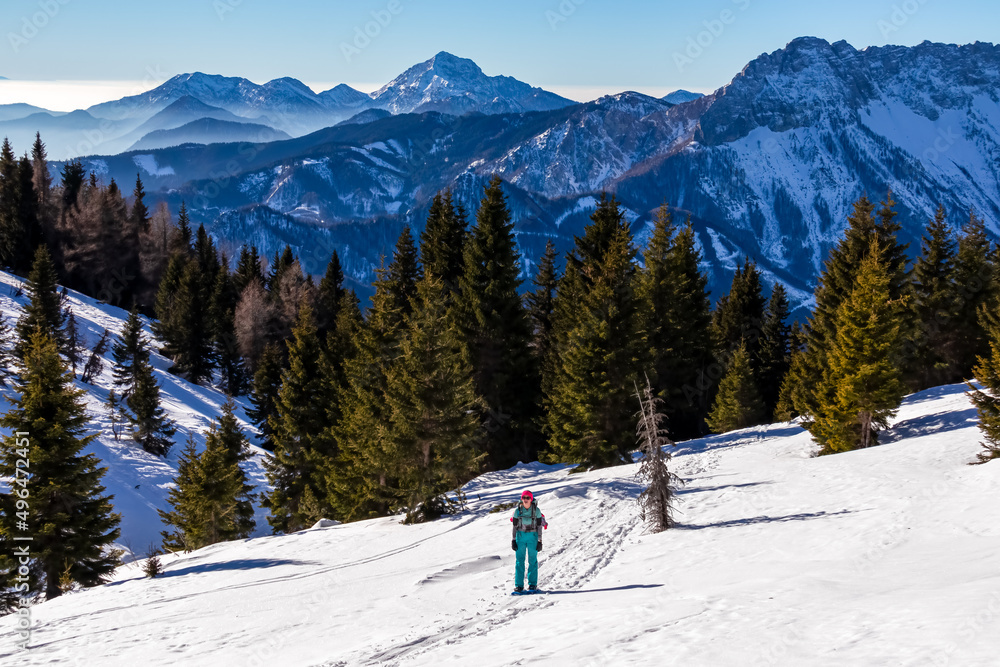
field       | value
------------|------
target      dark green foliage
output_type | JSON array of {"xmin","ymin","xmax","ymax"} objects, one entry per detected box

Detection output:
[
  {"xmin": 0, "ymin": 329, "xmax": 121, "ymax": 600},
  {"xmin": 387, "ymin": 227, "xmax": 421, "ymax": 318},
  {"xmin": 706, "ymin": 341, "xmax": 766, "ymax": 433},
  {"xmin": 954, "ymin": 210, "xmax": 997, "ymax": 377},
  {"xmin": 908, "ymin": 205, "xmax": 961, "ymax": 389},
  {"xmin": 111, "ymin": 305, "xmax": 149, "ymax": 398},
  {"xmin": 457, "ymin": 176, "xmax": 539, "ymax": 468},
  {"xmin": 247, "ymin": 342, "xmax": 283, "ymax": 453},
  {"xmin": 968, "ymin": 303, "xmax": 1000, "ymax": 463},
  {"xmin": 812, "ymin": 240, "xmax": 908, "ymax": 453},
  {"xmin": 159, "ymin": 407, "xmax": 256, "ymax": 552},
  {"xmin": 170, "ymin": 201, "xmax": 192, "ymax": 256},
  {"xmin": 14, "ymin": 155, "xmax": 41, "ymax": 273},
  {"xmin": 163, "ymin": 260, "xmax": 214, "ymax": 384},
  {"xmin": 545, "ymin": 194, "xmax": 645, "ymax": 469},
  {"xmin": 267, "ymin": 245, "xmax": 295, "ymax": 291},
  {"xmin": 791, "ymin": 193, "xmax": 911, "ymax": 431},
  {"xmin": 638, "ymin": 208, "xmax": 713, "ymax": 438},
  {"xmin": 210, "ymin": 264, "xmax": 248, "ymax": 395},
  {"xmin": 758, "ymin": 284, "xmax": 791, "ymax": 420},
  {"xmin": 59, "ymin": 160, "xmax": 85, "ymax": 213},
  {"xmin": 385, "ymin": 277, "xmax": 484, "ymax": 522},
  {"xmin": 233, "ymin": 244, "xmax": 264, "ymax": 296},
  {"xmin": 329, "ymin": 264, "xmax": 408, "ymax": 522},
  {"xmin": 712, "ymin": 256, "xmax": 767, "ymax": 364},
  {"xmin": 264, "ymin": 301, "xmax": 337, "ymax": 533},
  {"xmin": 316, "ymin": 250, "xmax": 346, "ymax": 342},
  {"xmin": 64, "ymin": 307, "xmax": 81, "ymax": 374},
  {"xmin": 15, "ymin": 245, "xmax": 66, "ymax": 359},
  {"xmin": 127, "ymin": 355, "xmax": 176, "ymax": 457},
  {"xmin": 420, "ymin": 190, "xmax": 467, "ymax": 290},
  {"xmin": 0, "ymin": 139, "xmax": 20, "ymax": 267}
]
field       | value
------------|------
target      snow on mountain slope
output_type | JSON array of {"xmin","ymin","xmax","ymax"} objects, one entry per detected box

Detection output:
[
  {"xmin": 2, "ymin": 383, "xmax": 997, "ymax": 666},
  {"xmin": 0, "ymin": 271, "xmax": 272, "ymax": 559}
]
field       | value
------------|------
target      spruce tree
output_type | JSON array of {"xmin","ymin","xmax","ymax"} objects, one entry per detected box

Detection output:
[
  {"xmin": 111, "ymin": 305, "xmax": 149, "ymax": 398},
  {"xmin": 706, "ymin": 341, "xmax": 766, "ymax": 433},
  {"xmin": 15, "ymin": 155, "xmax": 40, "ymax": 274},
  {"xmin": 638, "ymin": 208, "xmax": 714, "ymax": 438},
  {"xmin": 545, "ymin": 194, "xmax": 645, "ymax": 468},
  {"xmin": 758, "ymin": 283, "xmax": 791, "ymax": 421},
  {"xmin": 210, "ymin": 265, "xmax": 247, "ymax": 395},
  {"xmin": 329, "ymin": 257, "xmax": 411, "ymax": 521},
  {"xmin": 954, "ymin": 210, "xmax": 997, "ymax": 377},
  {"xmin": 385, "ymin": 277, "xmax": 483, "ymax": 522},
  {"xmin": 812, "ymin": 240, "xmax": 907, "ymax": 453},
  {"xmin": 170, "ymin": 201, "xmax": 193, "ymax": 256},
  {"xmin": 247, "ymin": 342, "xmax": 283, "ymax": 452},
  {"xmin": 0, "ymin": 138, "xmax": 20, "ymax": 267},
  {"xmin": 0, "ymin": 329, "xmax": 121, "ymax": 600},
  {"xmin": 64, "ymin": 308, "xmax": 81, "ymax": 375},
  {"xmin": 15, "ymin": 245, "xmax": 66, "ymax": 358},
  {"xmin": 387, "ymin": 227, "xmax": 421, "ymax": 317},
  {"xmin": 793, "ymin": 193, "xmax": 910, "ymax": 429},
  {"xmin": 0, "ymin": 305, "xmax": 13, "ymax": 384},
  {"xmin": 908, "ymin": 205, "xmax": 960, "ymax": 389},
  {"xmin": 420, "ymin": 190, "xmax": 467, "ymax": 291},
  {"xmin": 233, "ymin": 244, "xmax": 264, "ymax": 296},
  {"xmin": 712, "ymin": 256, "xmax": 767, "ymax": 364},
  {"xmin": 264, "ymin": 300, "xmax": 337, "ymax": 533},
  {"xmin": 127, "ymin": 356, "xmax": 176, "ymax": 457},
  {"xmin": 152, "ymin": 252, "xmax": 188, "ymax": 347},
  {"xmin": 967, "ymin": 305, "xmax": 1000, "ymax": 463},
  {"xmin": 164, "ymin": 260, "xmax": 214, "ymax": 384},
  {"xmin": 267, "ymin": 245, "xmax": 295, "ymax": 291},
  {"xmin": 316, "ymin": 250, "xmax": 346, "ymax": 342},
  {"xmin": 457, "ymin": 176, "xmax": 538, "ymax": 468}
]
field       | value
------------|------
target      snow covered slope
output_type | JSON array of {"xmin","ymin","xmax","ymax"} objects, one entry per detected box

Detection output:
[
  {"xmin": 2, "ymin": 381, "xmax": 998, "ymax": 665},
  {"xmin": 0, "ymin": 271, "xmax": 272, "ymax": 560}
]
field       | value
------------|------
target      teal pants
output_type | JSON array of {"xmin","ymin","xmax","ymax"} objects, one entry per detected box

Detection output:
[{"xmin": 514, "ymin": 531, "xmax": 538, "ymax": 588}]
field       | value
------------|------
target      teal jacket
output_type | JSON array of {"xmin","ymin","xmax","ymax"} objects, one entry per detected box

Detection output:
[{"xmin": 510, "ymin": 501, "xmax": 547, "ymax": 540}]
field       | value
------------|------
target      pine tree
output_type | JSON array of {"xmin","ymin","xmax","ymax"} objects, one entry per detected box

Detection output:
[
  {"xmin": 954, "ymin": 210, "xmax": 997, "ymax": 378},
  {"xmin": 545, "ymin": 194, "xmax": 645, "ymax": 468},
  {"xmin": 316, "ymin": 250, "xmax": 346, "ymax": 342},
  {"xmin": 170, "ymin": 201, "xmax": 193, "ymax": 256},
  {"xmin": 111, "ymin": 305, "xmax": 149, "ymax": 398},
  {"xmin": 385, "ymin": 277, "xmax": 484, "ymax": 522},
  {"xmin": 758, "ymin": 284, "xmax": 791, "ymax": 421},
  {"xmin": 81, "ymin": 328, "xmax": 111, "ymax": 384},
  {"xmin": 812, "ymin": 240, "xmax": 908, "ymax": 453},
  {"xmin": 126, "ymin": 356, "xmax": 176, "ymax": 457},
  {"xmin": 31, "ymin": 133, "xmax": 52, "ymax": 217},
  {"xmin": 908, "ymin": 205, "xmax": 960, "ymax": 389},
  {"xmin": 706, "ymin": 341, "xmax": 766, "ymax": 433},
  {"xmin": 712, "ymin": 256, "xmax": 767, "ymax": 364},
  {"xmin": 634, "ymin": 376, "xmax": 682, "ymax": 532},
  {"xmin": 264, "ymin": 300, "xmax": 337, "ymax": 533},
  {"xmin": 638, "ymin": 208, "xmax": 714, "ymax": 438},
  {"xmin": 267, "ymin": 245, "xmax": 295, "ymax": 291},
  {"xmin": 247, "ymin": 342, "xmax": 283, "ymax": 452},
  {"xmin": 15, "ymin": 245, "xmax": 66, "ymax": 358},
  {"xmin": 792, "ymin": 193, "xmax": 910, "ymax": 429},
  {"xmin": 967, "ymin": 305, "xmax": 1000, "ymax": 463},
  {"xmin": 420, "ymin": 190, "xmax": 467, "ymax": 291},
  {"xmin": 164, "ymin": 260, "xmax": 214, "ymax": 384},
  {"xmin": 0, "ymin": 138, "xmax": 20, "ymax": 267},
  {"xmin": 153, "ymin": 252, "xmax": 188, "ymax": 347},
  {"xmin": 328, "ymin": 263, "xmax": 406, "ymax": 521},
  {"xmin": 457, "ymin": 176, "xmax": 538, "ymax": 468},
  {"xmin": 233, "ymin": 244, "xmax": 264, "ymax": 296},
  {"xmin": 210, "ymin": 264, "xmax": 247, "ymax": 395},
  {"xmin": 159, "ymin": 425, "xmax": 253, "ymax": 552},
  {"xmin": 387, "ymin": 227, "xmax": 421, "ymax": 317},
  {"xmin": 0, "ymin": 305, "xmax": 13, "ymax": 384},
  {"xmin": 0, "ymin": 329, "xmax": 121, "ymax": 600},
  {"xmin": 14, "ymin": 155, "xmax": 40, "ymax": 274}
]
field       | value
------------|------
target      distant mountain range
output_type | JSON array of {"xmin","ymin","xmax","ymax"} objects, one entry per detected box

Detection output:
[{"xmin": 7, "ymin": 39, "xmax": 1000, "ymax": 314}]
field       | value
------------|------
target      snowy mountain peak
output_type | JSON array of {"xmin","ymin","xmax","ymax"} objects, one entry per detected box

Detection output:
[
  {"xmin": 370, "ymin": 52, "xmax": 574, "ymax": 115},
  {"xmin": 662, "ymin": 89, "xmax": 704, "ymax": 105}
]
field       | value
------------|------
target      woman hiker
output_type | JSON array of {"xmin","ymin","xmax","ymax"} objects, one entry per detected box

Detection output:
[{"xmin": 510, "ymin": 490, "xmax": 547, "ymax": 593}]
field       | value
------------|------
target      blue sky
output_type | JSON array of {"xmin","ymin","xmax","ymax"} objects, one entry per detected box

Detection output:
[{"xmin": 1, "ymin": 0, "xmax": 997, "ymax": 108}]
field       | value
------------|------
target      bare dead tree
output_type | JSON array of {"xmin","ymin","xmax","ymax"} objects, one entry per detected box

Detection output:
[{"xmin": 635, "ymin": 375, "xmax": 683, "ymax": 533}]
